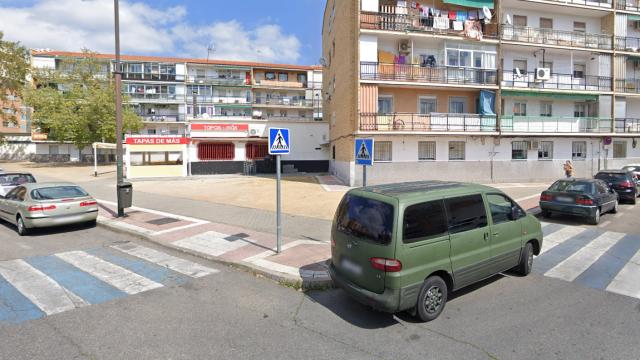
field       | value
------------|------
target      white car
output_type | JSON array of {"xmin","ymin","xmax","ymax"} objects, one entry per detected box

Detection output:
[{"xmin": 0, "ymin": 173, "xmax": 37, "ymax": 197}]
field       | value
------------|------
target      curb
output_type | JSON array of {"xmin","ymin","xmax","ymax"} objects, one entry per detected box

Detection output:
[{"xmin": 96, "ymin": 220, "xmax": 334, "ymax": 291}]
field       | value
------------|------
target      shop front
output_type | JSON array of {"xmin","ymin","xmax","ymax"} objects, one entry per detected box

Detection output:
[{"xmin": 125, "ymin": 136, "xmax": 189, "ymax": 179}]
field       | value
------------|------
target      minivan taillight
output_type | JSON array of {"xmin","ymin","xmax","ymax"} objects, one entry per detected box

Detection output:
[
  {"xmin": 540, "ymin": 194, "xmax": 552, "ymax": 202},
  {"xmin": 80, "ymin": 200, "xmax": 97, "ymax": 207},
  {"xmin": 28, "ymin": 205, "xmax": 56, "ymax": 212},
  {"xmin": 370, "ymin": 258, "xmax": 402, "ymax": 272}
]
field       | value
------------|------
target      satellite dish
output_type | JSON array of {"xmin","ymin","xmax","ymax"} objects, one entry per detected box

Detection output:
[
  {"xmin": 483, "ymin": 6, "xmax": 493, "ymax": 20},
  {"xmin": 505, "ymin": 13, "xmax": 511, "ymax": 25}
]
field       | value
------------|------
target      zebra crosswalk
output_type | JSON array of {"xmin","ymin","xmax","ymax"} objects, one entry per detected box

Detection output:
[
  {"xmin": 535, "ymin": 222, "xmax": 640, "ymax": 299},
  {"xmin": 0, "ymin": 244, "xmax": 218, "ymax": 324}
]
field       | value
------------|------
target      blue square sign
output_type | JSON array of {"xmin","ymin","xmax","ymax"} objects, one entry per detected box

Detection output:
[
  {"xmin": 355, "ymin": 138, "xmax": 374, "ymax": 166},
  {"xmin": 268, "ymin": 128, "xmax": 290, "ymax": 155}
]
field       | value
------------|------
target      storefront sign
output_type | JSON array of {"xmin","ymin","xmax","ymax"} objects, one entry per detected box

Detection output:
[
  {"xmin": 32, "ymin": 133, "xmax": 48, "ymax": 141},
  {"xmin": 191, "ymin": 123, "xmax": 249, "ymax": 132},
  {"xmin": 126, "ymin": 137, "xmax": 189, "ymax": 145}
]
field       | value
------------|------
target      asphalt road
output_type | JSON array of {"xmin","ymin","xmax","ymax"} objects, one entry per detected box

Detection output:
[{"xmin": 1, "ymin": 218, "xmax": 640, "ymax": 359}]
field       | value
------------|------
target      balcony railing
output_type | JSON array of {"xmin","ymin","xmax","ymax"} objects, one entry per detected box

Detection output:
[
  {"xmin": 359, "ymin": 113, "xmax": 498, "ymax": 132},
  {"xmin": 360, "ymin": 62, "xmax": 498, "ymax": 86},
  {"xmin": 253, "ymin": 97, "xmax": 314, "ymax": 107},
  {"xmin": 121, "ymin": 73, "xmax": 178, "ymax": 82},
  {"xmin": 138, "ymin": 114, "xmax": 185, "ymax": 122},
  {"xmin": 500, "ymin": 25, "xmax": 612, "ymax": 50},
  {"xmin": 186, "ymin": 75, "xmax": 248, "ymax": 86},
  {"xmin": 615, "ymin": 118, "xmax": 640, "ymax": 132},
  {"xmin": 539, "ymin": 0, "xmax": 612, "ymax": 8},
  {"xmin": 187, "ymin": 95, "xmax": 251, "ymax": 104},
  {"xmin": 615, "ymin": 36, "xmax": 640, "ymax": 51},
  {"xmin": 616, "ymin": 0, "xmax": 640, "ymax": 11},
  {"xmin": 360, "ymin": 11, "xmax": 499, "ymax": 39},
  {"xmin": 501, "ymin": 116, "xmax": 612, "ymax": 133},
  {"xmin": 124, "ymin": 93, "xmax": 184, "ymax": 102},
  {"xmin": 502, "ymin": 71, "xmax": 612, "ymax": 91},
  {"xmin": 615, "ymin": 79, "xmax": 640, "ymax": 93},
  {"xmin": 253, "ymin": 79, "xmax": 306, "ymax": 89}
]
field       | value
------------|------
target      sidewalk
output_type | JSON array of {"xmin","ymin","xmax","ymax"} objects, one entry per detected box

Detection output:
[{"xmin": 97, "ymin": 200, "xmax": 332, "ymax": 289}]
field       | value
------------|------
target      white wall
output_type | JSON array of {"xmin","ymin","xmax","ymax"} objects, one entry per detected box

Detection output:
[
  {"xmin": 31, "ymin": 56, "xmax": 55, "ymax": 69},
  {"xmin": 361, "ymin": 0, "xmax": 379, "ymax": 11},
  {"xmin": 360, "ymin": 34, "xmax": 379, "ymax": 62},
  {"xmin": 504, "ymin": 49, "xmax": 595, "ymax": 75}
]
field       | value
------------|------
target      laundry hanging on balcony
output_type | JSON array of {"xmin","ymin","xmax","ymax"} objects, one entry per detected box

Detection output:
[{"xmin": 479, "ymin": 90, "xmax": 496, "ymax": 116}]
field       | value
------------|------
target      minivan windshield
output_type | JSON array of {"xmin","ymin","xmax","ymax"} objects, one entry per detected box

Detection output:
[{"xmin": 336, "ymin": 195, "xmax": 394, "ymax": 245}]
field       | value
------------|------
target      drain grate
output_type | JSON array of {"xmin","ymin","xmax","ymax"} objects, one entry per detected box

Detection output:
[{"xmin": 147, "ymin": 217, "xmax": 180, "ymax": 226}]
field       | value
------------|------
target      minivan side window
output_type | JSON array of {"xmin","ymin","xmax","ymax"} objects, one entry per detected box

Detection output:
[
  {"xmin": 336, "ymin": 195, "xmax": 394, "ymax": 245},
  {"xmin": 403, "ymin": 200, "xmax": 447, "ymax": 243},
  {"xmin": 444, "ymin": 194, "xmax": 488, "ymax": 234},
  {"xmin": 486, "ymin": 193, "xmax": 515, "ymax": 225}
]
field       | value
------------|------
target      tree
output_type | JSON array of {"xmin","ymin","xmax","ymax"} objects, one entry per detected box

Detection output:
[
  {"xmin": 0, "ymin": 32, "xmax": 30, "ymax": 143},
  {"xmin": 25, "ymin": 50, "xmax": 142, "ymax": 151}
]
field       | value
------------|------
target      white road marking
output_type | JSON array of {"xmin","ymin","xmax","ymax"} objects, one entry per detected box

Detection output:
[
  {"xmin": 539, "ymin": 226, "xmax": 587, "ymax": 255},
  {"xmin": 544, "ymin": 231, "xmax": 625, "ymax": 282},
  {"xmin": 56, "ymin": 251, "xmax": 163, "ymax": 294},
  {"xmin": 613, "ymin": 212, "xmax": 624, "ymax": 218},
  {"xmin": 598, "ymin": 220, "xmax": 612, "ymax": 228},
  {"xmin": 515, "ymin": 193, "xmax": 541, "ymax": 202},
  {"xmin": 96, "ymin": 199, "xmax": 209, "ymax": 224},
  {"xmin": 173, "ymin": 231, "xmax": 252, "ymax": 257},
  {"xmin": 111, "ymin": 243, "xmax": 218, "ymax": 278},
  {"xmin": 540, "ymin": 222, "xmax": 551, "ymax": 229},
  {"xmin": 606, "ymin": 249, "xmax": 640, "ymax": 299},
  {"xmin": 0, "ymin": 259, "xmax": 86, "ymax": 315}
]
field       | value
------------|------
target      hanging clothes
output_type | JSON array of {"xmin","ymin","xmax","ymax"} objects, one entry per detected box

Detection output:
[
  {"xmin": 464, "ymin": 20, "xmax": 483, "ymax": 40},
  {"xmin": 452, "ymin": 20, "xmax": 464, "ymax": 31},
  {"xmin": 433, "ymin": 16, "xmax": 449, "ymax": 29}
]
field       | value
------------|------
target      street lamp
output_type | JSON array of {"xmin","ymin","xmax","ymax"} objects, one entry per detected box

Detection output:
[{"xmin": 113, "ymin": 0, "xmax": 125, "ymax": 217}]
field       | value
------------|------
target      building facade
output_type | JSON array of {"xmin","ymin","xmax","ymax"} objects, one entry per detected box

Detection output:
[
  {"xmin": 323, "ymin": 0, "xmax": 640, "ymax": 186},
  {"xmin": 27, "ymin": 51, "xmax": 327, "ymax": 177}
]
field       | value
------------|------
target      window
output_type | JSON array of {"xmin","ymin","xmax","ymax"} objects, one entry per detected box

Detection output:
[
  {"xmin": 538, "ymin": 141, "xmax": 553, "ymax": 160},
  {"xmin": 613, "ymin": 141, "xmax": 627, "ymax": 158},
  {"xmin": 297, "ymin": 74, "xmax": 307, "ymax": 84},
  {"xmin": 596, "ymin": 181, "xmax": 609, "ymax": 195},
  {"xmin": 246, "ymin": 143, "xmax": 268, "ymax": 160},
  {"xmin": 418, "ymin": 141, "xmax": 436, "ymax": 160},
  {"xmin": 459, "ymin": 51, "xmax": 472, "ymax": 67},
  {"xmin": 265, "ymin": 72, "xmax": 276, "ymax": 80},
  {"xmin": 444, "ymin": 195, "xmax": 488, "ymax": 234},
  {"xmin": 418, "ymin": 98, "xmax": 437, "ymax": 114},
  {"xmin": 574, "ymin": 103, "xmax": 586, "ymax": 117},
  {"xmin": 487, "ymin": 194, "xmax": 517, "ymax": 224},
  {"xmin": 540, "ymin": 18, "xmax": 553, "ymax": 29},
  {"xmin": 445, "ymin": 49, "xmax": 496, "ymax": 69},
  {"xmin": 513, "ymin": 15, "xmax": 527, "ymax": 27},
  {"xmin": 278, "ymin": 73, "xmax": 289, "ymax": 82},
  {"xmin": 513, "ymin": 102, "xmax": 527, "ymax": 116},
  {"xmin": 512, "ymin": 141, "xmax": 528, "ymax": 160},
  {"xmin": 513, "ymin": 60, "xmax": 527, "ymax": 75},
  {"xmin": 374, "ymin": 141, "xmax": 392, "ymax": 162},
  {"xmin": 572, "ymin": 141, "xmax": 587, "ymax": 160},
  {"xmin": 197, "ymin": 143, "xmax": 235, "ymax": 160},
  {"xmin": 449, "ymin": 97, "xmax": 467, "ymax": 113},
  {"xmin": 449, "ymin": 141, "xmax": 465, "ymax": 160},
  {"xmin": 573, "ymin": 21, "xmax": 586, "ymax": 33},
  {"xmin": 130, "ymin": 152, "xmax": 183, "ymax": 166},
  {"xmin": 573, "ymin": 64, "xmax": 585, "ymax": 79},
  {"xmin": 447, "ymin": 51, "xmax": 459, "ymax": 67},
  {"xmin": 378, "ymin": 96, "xmax": 393, "ymax": 114},
  {"xmin": 549, "ymin": 180, "xmax": 594, "ymax": 193},
  {"xmin": 403, "ymin": 200, "xmax": 448, "ymax": 243},
  {"xmin": 335, "ymin": 195, "xmax": 394, "ymax": 245},
  {"xmin": 540, "ymin": 102, "xmax": 552, "ymax": 117}
]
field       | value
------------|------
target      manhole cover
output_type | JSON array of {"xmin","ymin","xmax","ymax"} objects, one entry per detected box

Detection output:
[{"xmin": 147, "ymin": 217, "xmax": 180, "ymax": 226}]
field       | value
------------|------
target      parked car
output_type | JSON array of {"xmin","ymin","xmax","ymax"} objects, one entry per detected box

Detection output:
[
  {"xmin": 0, "ymin": 182, "xmax": 98, "ymax": 236},
  {"xmin": 0, "ymin": 173, "xmax": 37, "ymax": 196},
  {"xmin": 594, "ymin": 170, "xmax": 638, "ymax": 205},
  {"xmin": 539, "ymin": 179, "xmax": 618, "ymax": 225},
  {"xmin": 329, "ymin": 181, "xmax": 543, "ymax": 322},
  {"xmin": 622, "ymin": 164, "xmax": 640, "ymax": 180}
]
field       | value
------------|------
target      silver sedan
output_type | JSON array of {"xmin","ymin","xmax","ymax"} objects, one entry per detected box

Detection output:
[{"xmin": 0, "ymin": 182, "xmax": 99, "ymax": 236}]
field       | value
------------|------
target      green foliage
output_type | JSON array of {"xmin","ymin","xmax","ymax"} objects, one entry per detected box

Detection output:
[
  {"xmin": 0, "ymin": 32, "xmax": 30, "ymax": 142},
  {"xmin": 24, "ymin": 49, "xmax": 142, "ymax": 150}
]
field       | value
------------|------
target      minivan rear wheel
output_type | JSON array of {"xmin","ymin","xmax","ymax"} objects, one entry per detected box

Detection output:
[
  {"xmin": 515, "ymin": 242, "xmax": 533, "ymax": 276},
  {"xmin": 416, "ymin": 276, "xmax": 447, "ymax": 322}
]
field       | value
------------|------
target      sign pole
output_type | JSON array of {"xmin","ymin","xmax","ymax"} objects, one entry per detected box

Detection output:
[
  {"xmin": 363, "ymin": 165, "xmax": 367, "ymax": 187},
  {"xmin": 276, "ymin": 154, "xmax": 282, "ymax": 254}
]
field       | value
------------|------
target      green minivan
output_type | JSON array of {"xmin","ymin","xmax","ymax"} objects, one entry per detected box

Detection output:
[{"xmin": 329, "ymin": 181, "xmax": 543, "ymax": 322}]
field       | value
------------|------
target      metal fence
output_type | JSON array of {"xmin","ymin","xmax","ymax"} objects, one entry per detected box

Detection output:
[
  {"xmin": 615, "ymin": 118, "xmax": 640, "ymax": 133},
  {"xmin": 502, "ymin": 71, "xmax": 612, "ymax": 91},
  {"xmin": 360, "ymin": 62, "xmax": 498, "ymax": 85},
  {"xmin": 500, "ymin": 25, "xmax": 612, "ymax": 50},
  {"xmin": 615, "ymin": 36, "xmax": 640, "ymax": 51},
  {"xmin": 359, "ymin": 113, "xmax": 498, "ymax": 132},
  {"xmin": 500, "ymin": 116, "xmax": 612, "ymax": 133}
]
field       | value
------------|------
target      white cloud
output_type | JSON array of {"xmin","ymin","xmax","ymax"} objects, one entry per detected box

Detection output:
[{"xmin": 0, "ymin": 0, "xmax": 302, "ymax": 63}]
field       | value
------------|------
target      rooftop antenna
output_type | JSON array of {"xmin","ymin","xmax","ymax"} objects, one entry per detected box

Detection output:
[{"xmin": 207, "ymin": 43, "xmax": 215, "ymax": 62}]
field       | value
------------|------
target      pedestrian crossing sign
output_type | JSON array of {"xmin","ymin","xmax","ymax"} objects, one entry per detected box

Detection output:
[
  {"xmin": 355, "ymin": 138, "xmax": 374, "ymax": 166},
  {"xmin": 268, "ymin": 127, "xmax": 290, "ymax": 155}
]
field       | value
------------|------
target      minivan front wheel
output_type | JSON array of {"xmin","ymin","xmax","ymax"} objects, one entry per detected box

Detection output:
[
  {"xmin": 416, "ymin": 276, "xmax": 448, "ymax": 322},
  {"xmin": 516, "ymin": 242, "xmax": 534, "ymax": 276}
]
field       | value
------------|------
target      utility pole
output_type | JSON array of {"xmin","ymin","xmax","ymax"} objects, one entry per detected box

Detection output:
[{"xmin": 114, "ymin": 0, "xmax": 125, "ymax": 217}]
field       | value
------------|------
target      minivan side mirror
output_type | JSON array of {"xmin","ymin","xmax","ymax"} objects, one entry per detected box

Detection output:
[{"xmin": 511, "ymin": 206, "xmax": 524, "ymax": 220}]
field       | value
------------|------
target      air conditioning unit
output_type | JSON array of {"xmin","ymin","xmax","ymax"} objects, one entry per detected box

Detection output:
[
  {"xmin": 250, "ymin": 128, "xmax": 258, "ymax": 136},
  {"xmin": 398, "ymin": 40, "xmax": 411, "ymax": 55},
  {"xmin": 252, "ymin": 110, "xmax": 263, "ymax": 119},
  {"xmin": 535, "ymin": 68, "xmax": 551, "ymax": 81},
  {"xmin": 530, "ymin": 140, "xmax": 539, "ymax": 150}
]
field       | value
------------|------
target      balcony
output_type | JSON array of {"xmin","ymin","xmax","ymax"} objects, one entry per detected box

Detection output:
[
  {"xmin": 360, "ymin": 62, "xmax": 498, "ymax": 86},
  {"xmin": 500, "ymin": 116, "xmax": 612, "ymax": 133},
  {"xmin": 253, "ymin": 97, "xmax": 314, "ymax": 108},
  {"xmin": 533, "ymin": 0, "xmax": 612, "ymax": 9},
  {"xmin": 616, "ymin": 0, "xmax": 640, "ymax": 11},
  {"xmin": 360, "ymin": 11, "xmax": 498, "ymax": 39},
  {"xmin": 359, "ymin": 113, "xmax": 498, "ymax": 132},
  {"xmin": 500, "ymin": 25, "xmax": 612, "ymax": 50},
  {"xmin": 615, "ymin": 79, "xmax": 640, "ymax": 93},
  {"xmin": 616, "ymin": 118, "xmax": 640, "ymax": 132},
  {"xmin": 502, "ymin": 70, "xmax": 612, "ymax": 91},
  {"xmin": 124, "ymin": 93, "xmax": 184, "ymax": 102},
  {"xmin": 253, "ymin": 79, "xmax": 306, "ymax": 89},
  {"xmin": 616, "ymin": 36, "xmax": 640, "ymax": 52},
  {"xmin": 186, "ymin": 75, "xmax": 248, "ymax": 86},
  {"xmin": 121, "ymin": 73, "xmax": 177, "ymax": 82},
  {"xmin": 188, "ymin": 95, "xmax": 251, "ymax": 105},
  {"xmin": 138, "ymin": 114, "xmax": 185, "ymax": 123}
]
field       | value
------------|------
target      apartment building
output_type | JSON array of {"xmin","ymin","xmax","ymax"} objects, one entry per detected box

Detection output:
[
  {"xmin": 28, "ymin": 51, "xmax": 327, "ymax": 177},
  {"xmin": 323, "ymin": 0, "xmax": 640, "ymax": 186}
]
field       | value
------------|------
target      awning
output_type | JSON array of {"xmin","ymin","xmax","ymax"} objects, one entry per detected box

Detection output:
[
  {"xmin": 501, "ymin": 90, "xmax": 597, "ymax": 101},
  {"xmin": 628, "ymin": 14, "xmax": 640, "ymax": 21},
  {"xmin": 443, "ymin": 0, "xmax": 494, "ymax": 9}
]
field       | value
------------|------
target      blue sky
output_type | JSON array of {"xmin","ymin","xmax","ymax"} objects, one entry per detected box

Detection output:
[{"xmin": 0, "ymin": 0, "xmax": 326, "ymax": 65}]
